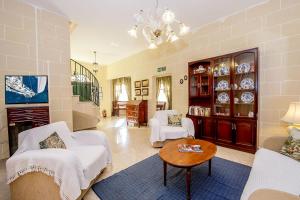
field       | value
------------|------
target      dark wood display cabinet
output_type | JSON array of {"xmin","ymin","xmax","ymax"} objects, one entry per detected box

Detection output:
[{"xmin": 187, "ymin": 48, "xmax": 258, "ymax": 153}]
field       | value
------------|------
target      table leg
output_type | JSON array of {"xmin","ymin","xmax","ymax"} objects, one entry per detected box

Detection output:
[
  {"xmin": 208, "ymin": 159, "xmax": 212, "ymax": 176},
  {"xmin": 186, "ymin": 167, "xmax": 191, "ymax": 200},
  {"xmin": 163, "ymin": 161, "xmax": 167, "ymax": 186}
]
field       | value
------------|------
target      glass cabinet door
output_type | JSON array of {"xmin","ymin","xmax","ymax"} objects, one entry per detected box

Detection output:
[
  {"xmin": 190, "ymin": 75, "xmax": 199, "ymax": 97},
  {"xmin": 200, "ymin": 74, "xmax": 209, "ymax": 95},
  {"xmin": 213, "ymin": 57, "xmax": 231, "ymax": 116},
  {"xmin": 233, "ymin": 52, "xmax": 256, "ymax": 118}
]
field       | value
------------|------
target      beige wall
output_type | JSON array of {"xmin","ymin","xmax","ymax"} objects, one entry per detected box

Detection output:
[
  {"xmin": 107, "ymin": 0, "xmax": 300, "ymax": 146},
  {"xmin": 0, "ymin": 0, "xmax": 72, "ymax": 159}
]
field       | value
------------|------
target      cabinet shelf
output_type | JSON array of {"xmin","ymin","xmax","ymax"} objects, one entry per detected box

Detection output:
[
  {"xmin": 233, "ymin": 89, "xmax": 255, "ymax": 92},
  {"xmin": 234, "ymin": 71, "xmax": 255, "ymax": 75},
  {"xmin": 215, "ymin": 103, "xmax": 230, "ymax": 105},
  {"xmin": 234, "ymin": 103, "xmax": 254, "ymax": 105},
  {"xmin": 214, "ymin": 74, "xmax": 230, "ymax": 78},
  {"xmin": 234, "ymin": 115, "xmax": 254, "ymax": 117},
  {"xmin": 214, "ymin": 89, "xmax": 231, "ymax": 92}
]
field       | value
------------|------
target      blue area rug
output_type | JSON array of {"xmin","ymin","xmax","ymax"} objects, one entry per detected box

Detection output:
[{"xmin": 92, "ymin": 154, "xmax": 251, "ymax": 200}]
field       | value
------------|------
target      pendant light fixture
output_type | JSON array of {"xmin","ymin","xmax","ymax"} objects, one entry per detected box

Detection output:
[
  {"xmin": 128, "ymin": 0, "xmax": 190, "ymax": 49},
  {"xmin": 92, "ymin": 51, "xmax": 99, "ymax": 74}
]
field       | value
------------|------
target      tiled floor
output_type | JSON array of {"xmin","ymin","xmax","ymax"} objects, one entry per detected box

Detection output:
[{"xmin": 0, "ymin": 117, "xmax": 254, "ymax": 200}]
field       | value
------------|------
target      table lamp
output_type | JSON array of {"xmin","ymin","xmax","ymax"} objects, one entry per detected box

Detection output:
[{"xmin": 281, "ymin": 102, "xmax": 300, "ymax": 139}]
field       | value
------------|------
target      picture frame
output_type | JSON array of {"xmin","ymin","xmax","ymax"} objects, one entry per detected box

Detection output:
[
  {"xmin": 135, "ymin": 89, "xmax": 141, "ymax": 96},
  {"xmin": 142, "ymin": 88, "xmax": 149, "ymax": 96},
  {"xmin": 142, "ymin": 79, "xmax": 149, "ymax": 87},
  {"xmin": 5, "ymin": 75, "xmax": 49, "ymax": 104},
  {"xmin": 135, "ymin": 81, "xmax": 141, "ymax": 88}
]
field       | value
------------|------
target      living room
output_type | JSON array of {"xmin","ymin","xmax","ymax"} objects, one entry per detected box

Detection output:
[{"xmin": 0, "ymin": 0, "xmax": 300, "ymax": 200}]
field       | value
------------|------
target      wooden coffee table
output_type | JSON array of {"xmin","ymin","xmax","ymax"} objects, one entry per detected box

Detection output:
[{"xmin": 159, "ymin": 139, "xmax": 217, "ymax": 200}]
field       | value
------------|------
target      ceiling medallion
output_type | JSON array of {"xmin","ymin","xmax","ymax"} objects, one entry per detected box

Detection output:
[{"xmin": 128, "ymin": 0, "xmax": 190, "ymax": 49}]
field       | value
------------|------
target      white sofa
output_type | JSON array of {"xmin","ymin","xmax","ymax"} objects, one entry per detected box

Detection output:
[
  {"xmin": 241, "ymin": 136, "xmax": 300, "ymax": 200},
  {"xmin": 6, "ymin": 121, "xmax": 112, "ymax": 200},
  {"xmin": 149, "ymin": 110, "xmax": 195, "ymax": 146}
]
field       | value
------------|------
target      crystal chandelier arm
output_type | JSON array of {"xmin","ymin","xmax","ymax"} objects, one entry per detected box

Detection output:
[{"xmin": 142, "ymin": 26, "xmax": 154, "ymax": 43}]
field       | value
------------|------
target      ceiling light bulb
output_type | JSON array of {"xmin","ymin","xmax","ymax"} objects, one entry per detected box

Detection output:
[
  {"xmin": 170, "ymin": 34, "xmax": 178, "ymax": 42},
  {"xmin": 128, "ymin": 26, "xmax": 137, "ymax": 38},
  {"xmin": 148, "ymin": 42, "xmax": 157, "ymax": 49},
  {"xmin": 179, "ymin": 23, "xmax": 190, "ymax": 35},
  {"xmin": 162, "ymin": 9, "xmax": 175, "ymax": 24}
]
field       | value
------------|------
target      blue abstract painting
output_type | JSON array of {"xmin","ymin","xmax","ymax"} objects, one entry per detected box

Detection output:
[{"xmin": 5, "ymin": 75, "xmax": 49, "ymax": 104}]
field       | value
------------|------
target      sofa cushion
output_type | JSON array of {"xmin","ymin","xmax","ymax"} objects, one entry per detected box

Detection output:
[
  {"xmin": 70, "ymin": 145, "xmax": 108, "ymax": 180},
  {"xmin": 168, "ymin": 114, "xmax": 182, "ymax": 127},
  {"xmin": 160, "ymin": 126, "xmax": 188, "ymax": 140},
  {"xmin": 18, "ymin": 121, "xmax": 75, "ymax": 150},
  {"xmin": 280, "ymin": 136, "xmax": 300, "ymax": 161},
  {"xmin": 39, "ymin": 132, "xmax": 66, "ymax": 149},
  {"xmin": 154, "ymin": 110, "xmax": 177, "ymax": 126},
  {"xmin": 241, "ymin": 148, "xmax": 300, "ymax": 200}
]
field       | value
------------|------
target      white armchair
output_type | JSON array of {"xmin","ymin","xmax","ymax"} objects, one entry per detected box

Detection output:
[
  {"xmin": 7, "ymin": 121, "xmax": 112, "ymax": 200},
  {"xmin": 149, "ymin": 110, "xmax": 195, "ymax": 146}
]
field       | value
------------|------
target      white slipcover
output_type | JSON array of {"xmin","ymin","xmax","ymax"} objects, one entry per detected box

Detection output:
[
  {"xmin": 7, "ymin": 121, "xmax": 112, "ymax": 200},
  {"xmin": 241, "ymin": 148, "xmax": 300, "ymax": 200},
  {"xmin": 149, "ymin": 110, "xmax": 195, "ymax": 145}
]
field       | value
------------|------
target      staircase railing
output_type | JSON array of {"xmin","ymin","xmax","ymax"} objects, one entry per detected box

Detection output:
[{"xmin": 70, "ymin": 59, "xmax": 100, "ymax": 106}]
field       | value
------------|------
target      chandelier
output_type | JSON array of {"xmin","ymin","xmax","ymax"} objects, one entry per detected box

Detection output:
[
  {"xmin": 92, "ymin": 51, "xmax": 99, "ymax": 74},
  {"xmin": 128, "ymin": 0, "xmax": 190, "ymax": 49}
]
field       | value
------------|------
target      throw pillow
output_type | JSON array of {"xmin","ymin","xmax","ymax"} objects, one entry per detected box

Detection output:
[
  {"xmin": 168, "ymin": 114, "xmax": 182, "ymax": 127},
  {"xmin": 280, "ymin": 136, "xmax": 300, "ymax": 161},
  {"xmin": 39, "ymin": 132, "xmax": 67, "ymax": 149}
]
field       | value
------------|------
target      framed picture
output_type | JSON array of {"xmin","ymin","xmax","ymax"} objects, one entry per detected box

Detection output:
[
  {"xmin": 5, "ymin": 75, "xmax": 49, "ymax": 104},
  {"xmin": 135, "ymin": 89, "xmax": 141, "ymax": 96},
  {"xmin": 142, "ymin": 79, "xmax": 149, "ymax": 87},
  {"xmin": 142, "ymin": 88, "xmax": 149, "ymax": 96},
  {"xmin": 135, "ymin": 81, "xmax": 141, "ymax": 88}
]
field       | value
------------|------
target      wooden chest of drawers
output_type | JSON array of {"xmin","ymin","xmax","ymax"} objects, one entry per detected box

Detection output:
[{"xmin": 126, "ymin": 100, "xmax": 148, "ymax": 127}]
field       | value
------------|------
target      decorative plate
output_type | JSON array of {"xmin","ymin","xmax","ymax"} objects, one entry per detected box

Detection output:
[
  {"xmin": 217, "ymin": 92, "xmax": 230, "ymax": 104},
  {"xmin": 219, "ymin": 65, "xmax": 230, "ymax": 75},
  {"xmin": 241, "ymin": 92, "xmax": 254, "ymax": 104},
  {"xmin": 237, "ymin": 63, "xmax": 251, "ymax": 74},
  {"xmin": 217, "ymin": 80, "xmax": 229, "ymax": 90},
  {"xmin": 240, "ymin": 78, "xmax": 254, "ymax": 89}
]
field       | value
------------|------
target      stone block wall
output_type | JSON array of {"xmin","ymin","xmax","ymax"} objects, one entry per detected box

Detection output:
[{"xmin": 0, "ymin": 0, "xmax": 72, "ymax": 159}]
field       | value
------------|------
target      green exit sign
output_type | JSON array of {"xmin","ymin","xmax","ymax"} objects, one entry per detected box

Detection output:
[{"xmin": 157, "ymin": 66, "xmax": 166, "ymax": 72}]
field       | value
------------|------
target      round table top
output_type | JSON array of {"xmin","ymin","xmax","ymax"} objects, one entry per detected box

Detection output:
[{"xmin": 159, "ymin": 139, "xmax": 217, "ymax": 168}]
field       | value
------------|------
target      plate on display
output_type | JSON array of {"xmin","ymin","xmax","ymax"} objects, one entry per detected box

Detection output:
[
  {"xmin": 237, "ymin": 63, "xmax": 251, "ymax": 74},
  {"xmin": 217, "ymin": 80, "xmax": 229, "ymax": 90},
  {"xmin": 240, "ymin": 78, "xmax": 254, "ymax": 89},
  {"xmin": 241, "ymin": 92, "xmax": 254, "ymax": 104},
  {"xmin": 219, "ymin": 65, "xmax": 230, "ymax": 75},
  {"xmin": 217, "ymin": 92, "xmax": 230, "ymax": 104}
]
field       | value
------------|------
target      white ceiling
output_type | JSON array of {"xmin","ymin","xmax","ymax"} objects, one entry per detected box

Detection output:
[{"xmin": 23, "ymin": 0, "xmax": 267, "ymax": 65}]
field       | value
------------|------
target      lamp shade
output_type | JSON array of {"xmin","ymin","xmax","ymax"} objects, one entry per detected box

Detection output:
[{"xmin": 281, "ymin": 102, "xmax": 300, "ymax": 124}]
